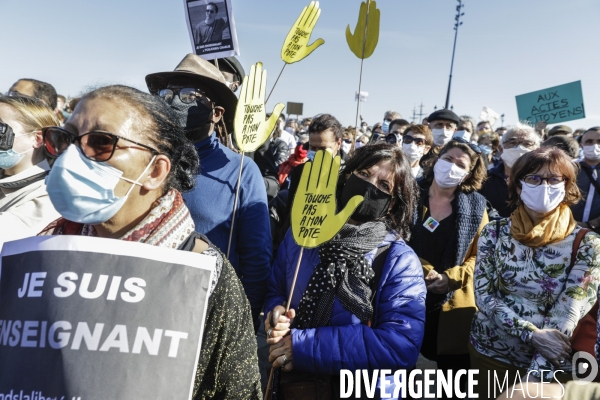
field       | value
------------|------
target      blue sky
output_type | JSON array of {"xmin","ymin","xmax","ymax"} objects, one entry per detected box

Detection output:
[{"xmin": 2, "ymin": 0, "xmax": 599, "ymax": 130}]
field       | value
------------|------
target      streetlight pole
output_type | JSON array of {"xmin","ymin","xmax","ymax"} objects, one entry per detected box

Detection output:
[{"xmin": 444, "ymin": 0, "xmax": 465, "ymax": 109}]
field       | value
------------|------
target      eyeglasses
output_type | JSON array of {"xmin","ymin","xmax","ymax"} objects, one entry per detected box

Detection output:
[
  {"xmin": 450, "ymin": 136, "xmax": 482, "ymax": 154},
  {"xmin": 403, "ymin": 135, "xmax": 426, "ymax": 146},
  {"xmin": 522, "ymin": 174, "xmax": 566, "ymax": 187},
  {"xmin": 503, "ymin": 138, "xmax": 537, "ymax": 150},
  {"xmin": 42, "ymin": 127, "xmax": 159, "ymax": 162},
  {"xmin": 157, "ymin": 88, "xmax": 212, "ymax": 106}
]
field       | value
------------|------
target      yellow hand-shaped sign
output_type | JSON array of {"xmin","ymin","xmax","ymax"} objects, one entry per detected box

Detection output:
[
  {"xmin": 281, "ymin": 1, "xmax": 325, "ymax": 64},
  {"xmin": 234, "ymin": 62, "xmax": 285, "ymax": 153},
  {"xmin": 346, "ymin": 0, "xmax": 380, "ymax": 59},
  {"xmin": 291, "ymin": 150, "xmax": 364, "ymax": 249}
]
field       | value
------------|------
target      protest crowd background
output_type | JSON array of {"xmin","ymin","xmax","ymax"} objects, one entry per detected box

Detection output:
[{"xmin": 2, "ymin": 1, "xmax": 600, "ymax": 400}]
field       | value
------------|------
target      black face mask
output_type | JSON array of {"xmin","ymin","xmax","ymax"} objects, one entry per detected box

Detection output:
[
  {"xmin": 339, "ymin": 173, "xmax": 392, "ymax": 223},
  {"xmin": 170, "ymin": 95, "xmax": 213, "ymax": 132}
]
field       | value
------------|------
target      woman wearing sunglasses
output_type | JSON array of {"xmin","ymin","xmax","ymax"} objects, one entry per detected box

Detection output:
[
  {"xmin": 0, "ymin": 95, "xmax": 61, "ymax": 248},
  {"xmin": 407, "ymin": 137, "xmax": 488, "ymax": 398},
  {"xmin": 469, "ymin": 147, "xmax": 600, "ymax": 397},
  {"xmin": 401, "ymin": 124, "xmax": 433, "ymax": 179},
  {"xmin": 39, "ymin": 85, "xmax": 261, "ymax": 399}
]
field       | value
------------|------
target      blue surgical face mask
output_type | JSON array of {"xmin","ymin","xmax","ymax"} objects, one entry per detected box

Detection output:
[
  {"xmin": 46, "ymin": 145, "xmax": 156, "ymax": 224},
  {"xmin": 480, "ymin": 145, "xmax": 493, "ymax": 155},
  {"xmin": 307, "ymin": 150, "xmax": 316, "ymax": 161},
  {"xmin": 0, "ymin": 131, "xmax": 36, "ymax": 170},
  {"xmin": 382, "ymin": 120, "xmax": 391, "ymax": 133},
  {"xmin": 0, "ymin": 149, "xmax": 26, "ymax": 170}
]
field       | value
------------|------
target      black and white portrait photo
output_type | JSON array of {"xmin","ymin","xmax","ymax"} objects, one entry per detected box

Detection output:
[{"xmin": 185, "ymin": 0, "xmax": 239, "ymax": 60}]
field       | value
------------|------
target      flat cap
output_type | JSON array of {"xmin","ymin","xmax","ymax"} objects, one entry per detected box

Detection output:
[
  {"xmin": 548, "ymin": 125, "xmax": 573, "ymax": 136},
  {"xmin": 427, "ymin": 109, "xmax": 460, "ymax": 125}
]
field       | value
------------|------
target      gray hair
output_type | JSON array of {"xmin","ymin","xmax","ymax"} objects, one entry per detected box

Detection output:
[
  {"xmin": 502, "ymin": 122, "xmax": 541, "ymax": 145},
  {"xmin": 459, "ymin": 115, "xmax": 476, "ymax": 131},
  {"xmin": 384, "ymin": 110, "xmax": 402, "ymax": 120}
]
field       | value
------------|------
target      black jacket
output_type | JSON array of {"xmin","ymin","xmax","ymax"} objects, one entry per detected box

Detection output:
[{"xmin": 479, "ymin": 161, "xmax": 514, "ymax": 218}]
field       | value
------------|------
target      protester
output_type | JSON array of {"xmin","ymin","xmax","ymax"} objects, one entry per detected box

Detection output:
[
  {"xmin": 389, "ymin": 118, "xmax": 410, "ymax": 136},
  {"xmin": 548, "ymin": 124, "xmax": 573, "ymax": 137},
  {"xmin": 278, "ymin": 143, "xmax": 307, "ymax": 189},
  {"xmin": 265, "ymin": 143, "xmax": 425, "ymax": 396},
  {"xmin": 286, "ymin": 114, "xmax": 343, "ymax": 211},
  {"xmin": 456, "ymin": 115, "xmax": 476, "ymax": 141},
  {"xmin": 477, "ymin": 131, "xmax": 501, "ymax": 169},
  {"xmin": 571, "ymin": 127, "xmax": 600, "ymax": 229},
  {"xmin": 542, "ymin": 134, "xmax": 580, "ymax": 159},
  {"xmin": 39, "ymin": 85, "xmax": 261, "ymax": 398},
  {"xmin": 428, "ymin": 109, "xmax": 459, "ymax": 148},
  {"xmin": 0, "ymin": 95, "xmax": 61, "ymax": 247},
  {"xmin": 469, "ymin": 147, "xmax": 600, "ymax": 397},
  {"xmin": 216, "ymin": 56, "xmax": 244, "ymax": 93},
  {"xmin": 146, "ymin": 54, "xmax": 271, "ymax": 329},
  {"xmin": 407, "ymin": 137, "xmax": 488, "ymax": 398},
  {"xmin": 8, "ymin": 78, "xmax": 58, "ymax": 111},
  {"xmin": 254, "ymin": 127, "xmax": 288, "ymax": 201},
  {"xmin": 573, "ymin": 128, "xmax": 586, "ymax": 139},
  {"xmin": 382, "ymin": 110, "xmax": 402, "ymax": 133},
  {"xmin": 495, "ymin": 126, "xmax": 507, "ymax": 138},
  {"xmin": 476, "ymin": 120, "xmax": 492, "ymax": 135},
  {"xmin": 401, "ymin": 124, "xmax": 432, "ymax": 179},
  {"xmin": 479, "ymin": 122, "xmax": 541, "ymax": 218}
]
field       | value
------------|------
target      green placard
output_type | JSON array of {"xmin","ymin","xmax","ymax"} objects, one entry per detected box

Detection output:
[{"xmin": 516, "ymin": 81, "xmax": 585, "ymax": 125}]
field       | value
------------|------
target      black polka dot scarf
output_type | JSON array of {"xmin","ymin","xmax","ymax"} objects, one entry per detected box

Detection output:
[{"xmin": 296, "ymin": 221, "xmax": 388, "ymax": 329}]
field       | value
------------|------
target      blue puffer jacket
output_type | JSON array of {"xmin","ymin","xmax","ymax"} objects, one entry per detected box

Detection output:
[{"xmin": 264, "ymin": 230, "xmax": 426, "ymax": 375}]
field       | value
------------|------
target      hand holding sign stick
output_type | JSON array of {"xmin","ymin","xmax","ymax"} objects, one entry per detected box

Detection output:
[
  {"xmin": 264, "ymin": 150, "xmax": 363, "ymax": 399},
  {"xmin": 265, "ymin": 1, "xmax": 325, "ymax": 103},
  {"xmin": 346, "ymin": 0, "xmax": 380, "ymax": 150},
  {"xmin": 227, "ymin": 63, "xmax": 284, "ymax": 258}
]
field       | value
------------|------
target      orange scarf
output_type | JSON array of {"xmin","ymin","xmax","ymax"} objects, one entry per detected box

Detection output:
[{"xmin": 510, "ymin": 203, "xmax": 577, "ymax": 247}]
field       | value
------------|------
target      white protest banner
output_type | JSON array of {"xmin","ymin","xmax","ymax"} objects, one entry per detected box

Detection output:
[
  {"xmin": 184, "ymin": 0, "xmax": 240, "ymax": 60},
  {"xmin": 0, "ymin": 235, "xmax": 215, "ymax": 400}
]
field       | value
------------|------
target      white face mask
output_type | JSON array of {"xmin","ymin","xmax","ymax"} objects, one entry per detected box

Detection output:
[
  {"xmin": 433, "ymin": 159, "xmax": 469, "ymax": 189},
  {"xmin": 453, "ymin": 130, "xmax": 472, "ymax": 142},
  {"xmin": 411, "ymin": 165, "xmax": 421, "ymax": 178},
  {"xmin": 501, "ymin": 146, "xmax": 531, "ymax": 168},
  {"xmin": 402, "ymin": 142, "xmax": 424, "ymax": 163},
  {"xmin": 519, "ymin": 181, "xmax": 566, "ymax": 214},
  {"xmin": 432, "ymin": 128, "xmax": 455, "ymax": 146},
  {"xmin": 583, "ymin": 144, "xmax": 600, "ymax": 161}
]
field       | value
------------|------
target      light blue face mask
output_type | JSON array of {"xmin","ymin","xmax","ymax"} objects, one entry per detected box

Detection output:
[
  {"xmin": 307, "ymin": 150, "xmax": 316, "ymax": 161},
  {"xmin": 0, "ymin": 149, "xmax": 26, "ymax": 170},
  {"xmin": 480, "ymin": 145, "xmax": 493, "ymax": 155},
  {"xmin": 46, "ymin": 145, "xmax": 156, "ymax": 224},
  {"xmin": 382, "ymin": 120, "xmax": 391, "ymax": 133}
]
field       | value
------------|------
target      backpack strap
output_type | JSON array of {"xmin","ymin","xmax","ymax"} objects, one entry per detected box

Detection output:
[
  {"xmin": 177, "ymin": 231, "xmax": 213, "ymax": 252},
  {"xmin": 569, "ymin": 228, "xmax": 591, "ymax": 271},
  {"xmin": 580, "ymin": 163, "xmax": 600, "ymax": 195}
]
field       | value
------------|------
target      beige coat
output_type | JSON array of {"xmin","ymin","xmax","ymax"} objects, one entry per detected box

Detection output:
[{"xmin": 0, "ymin": 160, "xmax": 60, "ymax": 248}]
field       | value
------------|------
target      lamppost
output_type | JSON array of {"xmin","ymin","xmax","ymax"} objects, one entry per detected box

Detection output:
[{"xmin": 444, "ymin": 0, "xmax": 465, "ymax": 109}]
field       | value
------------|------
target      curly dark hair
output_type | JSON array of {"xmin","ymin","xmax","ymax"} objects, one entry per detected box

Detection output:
[
  {"xmin": 337, "ymin": 143, "xmax": 418, "ymax": 240},
  {"xmin": 422, "ymin": 140, "xmax": 487, "ymax": 193},
  {"xmin": 82, "ymin": 85, "xmax": 199, "ymax": 193}
]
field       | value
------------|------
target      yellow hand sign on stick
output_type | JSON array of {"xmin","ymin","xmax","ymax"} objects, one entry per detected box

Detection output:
[
  {"xmin": 266, "ymin": 1, "xmax": 325, "ymax": 104},
  {"xmin": 346, "ymin": 0, "xmax": 380, "ymax": 60},
  {"xmin": 346, "ymin": 0, "xmax": 381, "ymax": 151},
  {"xmin": 291, "ymin": 150, "xmax": 364, "ymax": 249},
  {"xmin": 281, "ymin": 1, "xmax": 325, "ymax": 64},
  {"xmin": 234, "ymin": 62, "xmax": 285, "ymax": 153}
]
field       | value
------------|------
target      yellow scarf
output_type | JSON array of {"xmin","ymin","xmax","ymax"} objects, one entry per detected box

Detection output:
[{"xmin": 510, "ymin": 203, "xmax": 577, "ymax": 247}]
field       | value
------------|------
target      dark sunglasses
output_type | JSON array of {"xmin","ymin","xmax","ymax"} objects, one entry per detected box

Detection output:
[
  {"xmin": 157, "ymin": 88, "xmax": 212, "ymax": 106},
  {"xmin": 403, "ymin": 135, "xmax": 426, "ymax": 146},
  {"xmin": 450, "ymin": 136, "xmax": 482, "ymax": 154},
  {"xmin": 385, "ymin": 134, "xmax": 398, "ymax": 144},
  {"xmin": 42, "ymin": 127, "xmax": 159, "ymax": 162}
]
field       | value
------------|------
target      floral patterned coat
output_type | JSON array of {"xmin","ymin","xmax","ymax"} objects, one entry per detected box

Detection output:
[{"xmin": 470, "ymin": 218, "xmax": 600, "ymax": 378}]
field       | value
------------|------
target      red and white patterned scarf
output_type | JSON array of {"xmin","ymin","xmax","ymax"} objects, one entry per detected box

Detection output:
[{"xmin": 40, "ymin": 189, "xmax": 195, "ymax": 249}]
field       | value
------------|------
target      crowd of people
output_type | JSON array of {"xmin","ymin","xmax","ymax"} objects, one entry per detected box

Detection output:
[{"xmin": 2, "ymin": 53, "xmax": 600, "ymax": 400}]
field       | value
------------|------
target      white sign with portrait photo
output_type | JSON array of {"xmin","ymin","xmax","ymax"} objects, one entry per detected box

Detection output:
[{"xmin": 184, "ymin": 0, "xmax": 240, "ymax": 60}]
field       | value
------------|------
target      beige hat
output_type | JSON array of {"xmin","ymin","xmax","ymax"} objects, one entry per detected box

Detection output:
[{"xmin": 145, "ymin": 54, "xmax": 238, "ymax": 132}]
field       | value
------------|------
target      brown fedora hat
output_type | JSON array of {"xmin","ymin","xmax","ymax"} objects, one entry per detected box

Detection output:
[{"xmin": 145, "ymin": 54, "xmax": 238, "ymax": 133}]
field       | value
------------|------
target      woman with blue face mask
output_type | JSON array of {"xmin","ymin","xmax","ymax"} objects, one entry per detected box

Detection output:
[
  {"xmin": 407, "ymin": 138, "xmax": 488, "ymax": 399},
  {"xmin": 38, "ymin": 85, "xmax": 261, "ymax": 399},
  {"xmin": 0, "ymin": 95, "xmax": 61, "ymax": 248}
]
